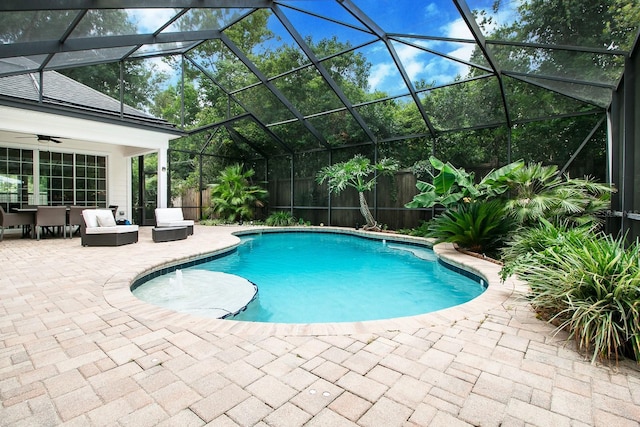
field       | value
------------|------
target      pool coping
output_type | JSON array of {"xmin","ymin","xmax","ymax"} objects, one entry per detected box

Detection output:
[{"xmin": 103, "ymin": 226, "xmax": 526, "ymax": 336}]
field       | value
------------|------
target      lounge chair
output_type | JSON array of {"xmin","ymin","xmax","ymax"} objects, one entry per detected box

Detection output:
[
  {"xmin": 155, "ymin": 207, "xmax": 194, "ymax": 235},
  {"xmin": 80, "ymin": 209, "xmax": 138, "ymax": 246},
  {"xmin": 0, "ymin": 205, "xmax": 33, "ymax": 241}
]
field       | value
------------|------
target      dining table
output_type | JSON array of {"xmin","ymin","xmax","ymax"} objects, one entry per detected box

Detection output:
[{"xmin": 12, "ymin": 206, "xmax": 71, "ymax": 239}]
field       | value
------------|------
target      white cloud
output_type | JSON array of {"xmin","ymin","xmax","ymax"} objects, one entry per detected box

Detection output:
[
  {"xmin": 149, "ymin": 56, "xmax": 174, "ymax": 75},
  {"xmin": 368, "ymin": 40, "xmax": 471, "ymax": 91},
  {"xmin": 440, "ymin": 17, "xmax": 478, "ymax": 74},
  {"xmin": 424, "ymin": 2, "xmax": 439, "ymax": 17},
  {"xmin": 448, "ymin": 45, "xmax": 476, "ymax": 74},
  {"xmin": 395, "ymin": 43, "xmax": 424, "ymax": 83},
  {"xmin": 443, "ymin": 17, "xmax": 474, "ymax": 41},
  {"xmin": 127, "ymin": 9, "xmax": 178, "ymax": 33},
  {"xmin": 368, "ymin": 62, "xmax": 395, "ymax": 91},
  {"xmin": 362, "ymin": 1, "xmax": 523, "ymax": 92},
  {"xmin": 445, "ymin": 1, "xmax": 522, "ymax": 40},
  {"xmin": 437, "ymin": 1, "xmax": 521, "ymax": 73}
]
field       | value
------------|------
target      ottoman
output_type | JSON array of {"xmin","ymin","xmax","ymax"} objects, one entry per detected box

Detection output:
[{"xmin": 152, "ymin": 226, "xmax": 188, "ymax": 243}]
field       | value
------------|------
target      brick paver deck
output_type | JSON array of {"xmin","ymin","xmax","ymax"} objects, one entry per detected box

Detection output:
[{"xmin": 1, "ymin": 225, "xmax": 638, "ymax": 426}]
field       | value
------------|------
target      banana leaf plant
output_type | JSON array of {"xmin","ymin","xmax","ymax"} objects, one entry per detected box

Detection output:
[{"xmin": 405, "ymin": 156, "xmax": 525, "ymax": 209}]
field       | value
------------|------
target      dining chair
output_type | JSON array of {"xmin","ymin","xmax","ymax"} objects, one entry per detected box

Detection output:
[
  {"xmin": 0, "ymin": 205, "xmax": 34, "ymax": 241},
  {"xmin": 68, "ymin": 206, "xmax": 96, "ymax": 237},
  {"xmin": 36, "ymin": 206, "xmax": 67, "ymax": 240}
]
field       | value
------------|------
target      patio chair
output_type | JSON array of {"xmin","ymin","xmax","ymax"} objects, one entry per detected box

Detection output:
[
  {"xmin": 68, "ymin": 206, "xmax": 97, "ymax": 237},
  {"xmin": 0, "ymin": 205, "xmax": 34, "ymax": 241},
  {"xmin": 35, "ymin": 206, "xmax": 67, "ymax": 240},
  {"xmin": 155, "ymin": 207, "xmax": 194, "ymax": 235},
  {"xmin": 80, "ymin": 209, "xmax": 138, "ymax": 246}
]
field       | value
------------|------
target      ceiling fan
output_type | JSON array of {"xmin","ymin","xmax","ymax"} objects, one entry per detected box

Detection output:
[
  {"xmin": 15, "ymin": 134, "xmax": 66, "ymax": 144},
  {"xmin": 37, "ymin": 134, "xmax": 64, "ymax": 144}
]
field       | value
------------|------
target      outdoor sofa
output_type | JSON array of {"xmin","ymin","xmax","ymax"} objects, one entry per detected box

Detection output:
[{"xmin": 80, "ymin": 209, "xmax": 138, "ymax": 246}]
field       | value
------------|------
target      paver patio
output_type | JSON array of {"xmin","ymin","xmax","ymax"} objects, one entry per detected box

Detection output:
[{"xmin": 1, "ymin": 225, "xmax": 638, "ymax": 426}]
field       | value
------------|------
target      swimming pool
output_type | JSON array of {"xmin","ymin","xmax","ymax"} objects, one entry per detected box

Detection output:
[{"xmin": 132, "ymin": 231, "xmax": 486, "ymax": 323}]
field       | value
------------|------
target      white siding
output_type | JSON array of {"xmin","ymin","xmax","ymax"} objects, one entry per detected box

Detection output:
[{"xmin": 0, "ymin": 105, "xmax": 176, "ymax": 219}]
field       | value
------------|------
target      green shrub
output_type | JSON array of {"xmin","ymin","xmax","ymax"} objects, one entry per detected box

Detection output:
[
  {"xmin": 199, "ymin": 218, "xmax": 228, "ymax": 226},
  {"xmin": 500, "ymin": 219, "xmax": 595, "ymax": 279},
  {"xmin": 266, "ymin": 211, "xmax": 296, "ymax": 226},
  {"xmin": 317, "ymin": 155, "xmax": 398, "ymax": 231},
  {"xmin": 426, "ymin": 200, "xmax": 515, "ymax": 257},
  {"xmin": 398, "ymin": 220, "xmax": 431, "ymax": 237},
  {"xmin": 210, "ymin": 164, "xmax": 268, "ymax": 222},
  {"xmin": 504, "ymin": 228, "xmax": 640, "ymax": 363},
  {"xmin": 298, "ymin": 217, "xmax": 311, "ymax": 226}
]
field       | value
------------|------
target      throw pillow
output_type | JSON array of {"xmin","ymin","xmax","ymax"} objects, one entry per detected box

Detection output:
[{"xmin": 96, "ymin": 211, "xmax": 117, "ymax": 227}]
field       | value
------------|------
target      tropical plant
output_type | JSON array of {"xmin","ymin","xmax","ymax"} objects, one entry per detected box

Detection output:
[
  {"xmin": 210, "ymin": 164, "xmax": 268, "ymax": 223},
  {"xmin": 397, "ymin": 220, "xmax": 431, "ymax": 237},
  {"xmin": 316, "ymin": 155, "xmax": 399, "ymax": 231},
  {"xmin": 426, "ymin": 200, "xmax": 516, "ymax": 257},
  {"xmin": 500, "ymin": 219, "xmax": 596, "ymax": 278},
  {"xmin": 405, "ymin": 156, "xmax": 524, "ymax": 210},
  {"xmin": 265, "ymin": 211, "xmax": 296, "ymax": 226},
  {"xmin": 503, "ymin": 163, "xmax": 614, "ymax": 227},
  {"xmin": 503, "ymin": 229, "xmax": 640, "ymax": 363},
  {"xmin": 298, "ymin": 217, "xmax": 311, "ymax": 226}
]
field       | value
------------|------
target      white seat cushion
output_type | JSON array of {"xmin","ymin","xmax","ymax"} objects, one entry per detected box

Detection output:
[
  {"xmin": 155, "ymin": 208, "xmax": 184, "ymax": 222},
  {"xmin": 83, "ymin": 209, "xmax": 138, "ymax": 235},
  {"xmin": 156, "ymin": 219, "xmax": 194, "ymax": 228},
  {"xmin": 85, "ymin": 224, "xmax": 138, "ymax": 234},
  {"xmin": 155, "ymin": 208, "xmax": 194, "ymax": 228},
  {"xmin": 82, "ymin": 209, "xmax": 113, "ymax": 228}
]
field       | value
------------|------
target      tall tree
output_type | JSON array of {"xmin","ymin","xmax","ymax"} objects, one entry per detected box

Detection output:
[
  {"xmin": 0, "ymin": 9, "xmax": 165, "ymax": 110},
  {"xmin": 61, "ymin": 61, "xmax": 163, "ymax": 111},
  {"xmin": 156, "ymin": 9, "xmax": 377, "ymax": 187}
]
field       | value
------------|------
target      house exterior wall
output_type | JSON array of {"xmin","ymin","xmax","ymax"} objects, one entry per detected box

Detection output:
[{"xmin": 0, "ymin": 105, "xmax": 175, "ymax": 222}]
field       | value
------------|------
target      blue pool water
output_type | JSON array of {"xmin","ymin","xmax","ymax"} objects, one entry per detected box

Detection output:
[{"xmin": 133, "ymin": 232, "xmax": 485, "ymax": 323}]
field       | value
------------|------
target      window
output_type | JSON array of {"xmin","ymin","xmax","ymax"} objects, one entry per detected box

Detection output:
[
  {"xmin": 39, "ymin": 151, "xmax": 74, "ymax": 205},
  {"xmin": 74, "ymin": 154, "xmax": 107, "ymax": 206},
  {"xmin": 0, "ymin": 147, "xmax": 108, "ymax": 208},
  {"xmin": 0, "ymin": 147, "xmax": 33, "ymax": 211}
]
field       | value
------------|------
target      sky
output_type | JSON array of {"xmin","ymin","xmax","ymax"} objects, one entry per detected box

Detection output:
[{"xmin": 126, "ymin": 0, "xmax": 521, "ymax": 95}]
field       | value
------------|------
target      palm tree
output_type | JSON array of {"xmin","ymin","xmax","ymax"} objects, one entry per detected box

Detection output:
[
  {"xmin": 316, "ymin": 155, "xmax": 399, "ymax": 231},
  {"xmin": 504, "ymin": 163, "xmax": 614, "ymax": 227},
  {"xmin": 210, "ymin": 164, "xmax": 268, "ymax": 222}
]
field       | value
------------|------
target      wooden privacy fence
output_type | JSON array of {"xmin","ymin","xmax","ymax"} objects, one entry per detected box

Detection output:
[
  {"xmin": 173, "ymin": 171, "xmax": 431, "ymax": 229},
  {"xmin": 171, "ymin": 187, "xmax": 210, "ymax": 221}
]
